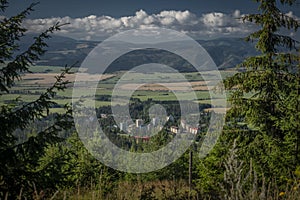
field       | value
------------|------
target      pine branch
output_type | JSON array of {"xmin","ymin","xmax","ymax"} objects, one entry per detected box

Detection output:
[
  {"xmin": 12, "ymin": 105, "xmax": 74, "ymax": 158},
  {"xmin": 0, "ymin": 3, "xmax": 39, "ymax": 62},
  {"xmin": 0, "ymin": 65, "xmax": 73, "ymax": 136},
  {"xmin": 0, "ymin": 22, "xmax": 67, "ymax": 93},
  {"xmin": 0, "ymin": 0, "xmax": 8, "ymax": 12}
]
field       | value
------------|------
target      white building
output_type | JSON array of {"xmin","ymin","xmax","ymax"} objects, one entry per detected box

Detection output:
[
  {"xmin": 166, "ymin": 115, "xmax": 174, "ymax": 122},
  {"xmin": 189, "ymin": 127, "xmax": 199, "ymax": 135},
  {"xmin": 170, "ymin": 126, "xmax": 179, "ymax": 134},
  {"xmin": 127, "ymin": 124, "xmax": 135, "ymax": 133},
  {"xmin": 152, "ymin": 117, "xmax": 159, "ymax": 126},
  {"xmin": 181, "ymin": 120, "xmax": 186, "ymax": 129},
  {"xmin": 119, "ymin": 122, "xmax": 127, "ymax": 132},
  {"xmin": 136, "ymin": 119, "xmax": 144, "ymax": 128}
]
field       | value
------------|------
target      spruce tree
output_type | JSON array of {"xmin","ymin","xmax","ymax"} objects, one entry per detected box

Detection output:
[
  {"xmin": 0, "ymin": 1, "xmax": 73, "ymax": 198},
  {"xmin": 224, "ymin": 0, "xmax": 299, "ymax": 183}
]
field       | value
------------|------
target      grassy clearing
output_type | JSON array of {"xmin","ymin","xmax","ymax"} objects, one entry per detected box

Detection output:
[{"xmin": 28, "ymin": 65, "xmax": 74, "ymax": 73}]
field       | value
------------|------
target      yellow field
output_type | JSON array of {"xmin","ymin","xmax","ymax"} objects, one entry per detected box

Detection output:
[
  {"xmin": 22, "ymin": 73, "xmax": 115, "ymax": 85},
  {"xmin": 117, "ymin": 81, "xmax": 213, "ymax": 91}
]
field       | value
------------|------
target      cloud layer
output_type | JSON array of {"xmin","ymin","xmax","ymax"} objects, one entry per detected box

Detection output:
[{"xmin": 15, "ymin": 10, "xmax": 298, "ymax": 41}]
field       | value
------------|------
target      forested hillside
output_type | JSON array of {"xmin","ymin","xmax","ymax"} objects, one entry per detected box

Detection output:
[{"xmin": 19, "ymin": 34, "xmax": 257, "ymax": 71}]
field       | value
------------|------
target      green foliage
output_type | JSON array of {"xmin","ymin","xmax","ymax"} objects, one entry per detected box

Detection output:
[
  {"xmin": 223, "ymin": 0, "xmax": 299, "ymax": 186},
  {"xmin": 194, "ymin": 0, "xmax": 299, "ymax": 198},
  {"xmin": 195, "ymin": 132, "xmax": 229, "ymax": 198},
  {"xmin": 0, "ymin": 1, "xmax": 73, "ymax": 198}
]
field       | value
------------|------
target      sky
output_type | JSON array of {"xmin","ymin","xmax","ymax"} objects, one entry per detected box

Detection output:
[{"xmin": 2, "ymin": 0, "xmax": 300, "ymax": 41}]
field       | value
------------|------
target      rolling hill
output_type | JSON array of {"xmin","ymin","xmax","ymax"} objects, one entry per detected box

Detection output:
[{"xmin": 18, "ymin": 34, "xmax": 258, "ymax": 72}]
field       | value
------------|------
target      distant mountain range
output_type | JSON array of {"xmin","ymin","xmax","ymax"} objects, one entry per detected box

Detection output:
[{"xmin": 18, "ymin": 34, "xmax": 258, "ymax": 72}]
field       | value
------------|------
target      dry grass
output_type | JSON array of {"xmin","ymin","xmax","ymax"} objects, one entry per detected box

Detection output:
[
  {"xmin": 204, "ymin": 107, "xmax": 229, "ymax": 113},
  {"xmin": 222, "ymin": 140, "xmax": 300, "ymax": 200},
  {"xmin": 42, "ymin": 179, "xmax": 197, "ymax": 200},
  {"xmin": 9, "ymin": 175, "xmax": 300, "ymax": 199},
  {"xmin": 21, "ymin": 73, "xmax": 115, "ymax": 85},
  {"xmin": 118, "ymin": 81, "xmax": 212, "ymax": 91}
]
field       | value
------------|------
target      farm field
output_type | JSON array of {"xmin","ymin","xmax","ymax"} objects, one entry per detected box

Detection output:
[{"xmin": 0, "ymin": 65, "xmax": 235, "ymax": 112}]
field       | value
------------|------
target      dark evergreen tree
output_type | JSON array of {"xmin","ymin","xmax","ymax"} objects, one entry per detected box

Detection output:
[
  {"xmin": 224, "ymin": 0, "xmax": 299, "ymax": 184},
  {"xmin": 196, "ymin": 0, "xmax": 299, "ymax": 198},
  {"xmin": 0, "ymin": 1, "xmax": 73, "ymax": 198}
]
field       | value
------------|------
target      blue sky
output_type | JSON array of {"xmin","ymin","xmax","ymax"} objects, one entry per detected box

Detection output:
[
  {"xmin": 4, "ymin": 0, "xmax": 299, "ymax": 18},
  {"xmin": 2, "ymin": 0, "xmax": 299, "ymax": 40},
  {"xmin": 4, "ymin": 0, "xmax": 262, "ymax": 18}
]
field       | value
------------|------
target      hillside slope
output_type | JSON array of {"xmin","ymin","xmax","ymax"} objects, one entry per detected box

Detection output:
[{"xmin": 18, "ymin": 35, "xmax": 257, "ymax": 72}]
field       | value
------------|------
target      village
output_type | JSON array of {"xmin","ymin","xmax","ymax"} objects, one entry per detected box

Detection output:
[{"xmin": 114, "ymin": 115, "xmax": 201, "ymax": 142}]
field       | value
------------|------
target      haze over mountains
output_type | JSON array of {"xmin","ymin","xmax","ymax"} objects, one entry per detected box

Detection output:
[{"xmin": 19, "ymin": 34, "xmax": 258, "ymax": 72}]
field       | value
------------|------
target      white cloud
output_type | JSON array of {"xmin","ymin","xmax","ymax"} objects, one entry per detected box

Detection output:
[
  {"xmin": 233, "ymin": 10, "xmax": 241, "ymax": 18},
  {"xmin": 7, "ymin": 9, "xmax": 297, "ymax": 41},
  {"xmin": 202, "ymin": 10, "xmax": 245, "ymax": 28},
  {"xmin": 202, "ymin": 12, "xmax": 227, "ymax": 27}
]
